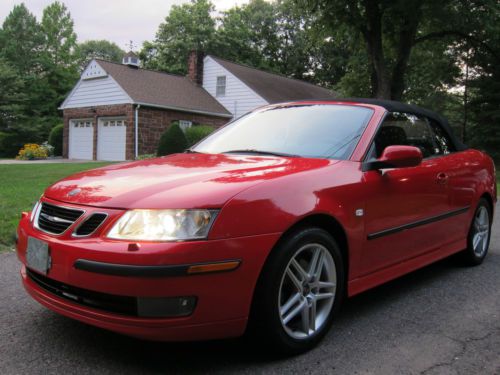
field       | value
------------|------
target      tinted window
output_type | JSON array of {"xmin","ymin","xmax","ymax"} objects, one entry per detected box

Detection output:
[
  {"xmin": 193, "ymin": 105, "xmax": 373, "ymax": 159},
  {"xmin": 428, "ymin": 119, "xmax": 455, "ymax": 155},
  {"xmin": 373, "ymin": 112, "xmax": 440, "ymax": 158}
]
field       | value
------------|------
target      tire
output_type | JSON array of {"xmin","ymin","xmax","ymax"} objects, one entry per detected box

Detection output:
[
  {"xmin": 249, "ymin": 227, "xmax": 345, "ymax": 355},
  {"xmin": 458, "ymin": 198, "xmax": 492, "ymax": 266}
]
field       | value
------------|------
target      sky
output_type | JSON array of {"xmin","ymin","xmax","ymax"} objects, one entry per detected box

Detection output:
[{"xmin": 0, "ymin": 0, "xmax": 249, "ymax": 50}]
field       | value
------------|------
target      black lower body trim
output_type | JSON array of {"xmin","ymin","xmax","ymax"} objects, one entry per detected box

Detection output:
[
  {"xmin": 367, "ymin": 206, "xmax": 470, "ymax": 240},
  {"xmin": 74, "ymin": 259, "xmax": 240, "ymax": 277},
  {"xmin": 27, "ymin": 268, "xmax": 137, "ymax": 315}
]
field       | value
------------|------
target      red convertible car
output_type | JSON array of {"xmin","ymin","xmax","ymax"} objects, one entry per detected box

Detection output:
[{"xmin": 17, "ymin": 99, "xmax": 496, "ymax": 354}]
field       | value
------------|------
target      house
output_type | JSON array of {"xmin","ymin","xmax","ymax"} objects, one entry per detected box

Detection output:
[{"xmin": 60, "ymin": 51, "xmax": 336, "ymax": 161}]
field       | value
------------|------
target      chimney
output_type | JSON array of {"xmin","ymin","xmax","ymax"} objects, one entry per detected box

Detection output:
[{"xmin": 187, "ymin": 50, "xmax": 204, "ymax": 85}]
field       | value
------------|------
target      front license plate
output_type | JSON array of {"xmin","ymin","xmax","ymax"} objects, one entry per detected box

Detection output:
[{"xmin": 26, "ymin": 236, "xmax": 51, "ymax": 274}]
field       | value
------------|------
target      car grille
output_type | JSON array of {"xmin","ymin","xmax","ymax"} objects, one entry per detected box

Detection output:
[
  {"xmin": 74, "ymin": 213, "xmax": 107, "ymax": 236},
  {"xmin": 27, "ymin": 268, "xmax": 137, "ymax": 316},
  {"xmin": 36, "ymin": 202, "xmax": 84, "ymax": 234}
]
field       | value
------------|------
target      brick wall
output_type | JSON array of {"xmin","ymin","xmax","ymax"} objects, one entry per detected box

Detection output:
[
  {"xmin": 137, "ymin": 106, "xmax": 229, "ymax": 155},
  {"xmin": 63, "ymin": 104, "xmax": 229, "ymax": 160}
]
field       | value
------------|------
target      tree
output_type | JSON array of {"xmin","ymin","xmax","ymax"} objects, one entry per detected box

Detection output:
[
  {"xmin": 216, "ymin": 0, "xmax": 279, "ymax": 72},
  {"xmin": 0, "ymin": 58, "xmax": 26, "ymax": 132},
  {"xmin": 141, "ymin": 0, "xmax": 217, "ymax": 73},
  {"xmin": 301, "ymin": 0, "xmax": 495, "ymax": 100},
  {"xmin": 77, "ymin": 40, "xmax": 125, "ymax": 66},
  {"xmin": 40, "ymin": 1, "xmax": 79, "ymax": 120},
  {"xmin": 0, "ymin": 4, "xmax": 43, "ymax": 75},
  {"xmin": 0, "ymin": 4, "xmax": 49, "ymax": 144}
]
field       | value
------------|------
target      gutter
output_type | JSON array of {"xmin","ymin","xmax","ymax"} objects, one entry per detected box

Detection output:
[
  {"xmin": 133, "ymin": 101, "xmax": 232, "ymax": 118},
  {"xmin": 135, "ymin": 104, "xmax": 140, "ymax": 159}
]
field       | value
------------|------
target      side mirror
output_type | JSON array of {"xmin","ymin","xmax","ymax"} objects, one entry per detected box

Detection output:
[{"xmin": 363, "ymin": 145, "xmax": 423, "ymax": 171}]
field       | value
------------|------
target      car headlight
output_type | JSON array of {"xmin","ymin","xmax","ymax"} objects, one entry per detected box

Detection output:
[
  {"xmin": 106, "ymin": 209, "xmax": 219, "ymax": 241},
  {"xmin": 30, "ymin": 200, "xmax": 41, "ymax": 223}
]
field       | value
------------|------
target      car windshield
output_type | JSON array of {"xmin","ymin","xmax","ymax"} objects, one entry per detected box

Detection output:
[{"xmin": 192, "ymin": 104, "xmax": 373, "ymax": 159}]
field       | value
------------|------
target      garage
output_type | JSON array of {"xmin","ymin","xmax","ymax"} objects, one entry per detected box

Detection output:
[
  {"xmin": 97, "ymin": 118, "xmax": 127, "ymax": 161},
  {"xmin": 68, "ymin": 119, "xmax": 93, "ymax": 160}
]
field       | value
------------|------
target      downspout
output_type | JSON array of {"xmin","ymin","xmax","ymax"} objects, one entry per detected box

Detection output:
[{"xmin": 134, "ymin": 104, "xmax": 140, "ymax": 159}]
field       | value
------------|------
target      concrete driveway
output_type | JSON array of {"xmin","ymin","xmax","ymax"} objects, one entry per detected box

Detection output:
[{"xmin": 1, "ymin": 205, "xmax": 499, "ymax": 374}]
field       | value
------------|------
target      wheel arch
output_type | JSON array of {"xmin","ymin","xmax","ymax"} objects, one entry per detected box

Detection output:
[
  {"xmin": 480, "ymin": 192, "xmax": 494, "ymax": 214},
  {"xmin": 279, "ymin": 214, "xmax": 350, "ymax": 274}
]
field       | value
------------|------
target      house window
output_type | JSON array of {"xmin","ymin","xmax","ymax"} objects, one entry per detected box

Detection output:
[
  {"xmin": 179, "ymin": 120, "xmax": 193, "ymax": 132},
  {"xmin": 216, "ymin": 76, "xmax": 226, "ymax": 97}
]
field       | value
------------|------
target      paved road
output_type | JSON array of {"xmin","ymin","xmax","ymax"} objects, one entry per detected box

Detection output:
[{"xmin": 1, "ymin": 205, "xmax": 499, "ymax": 375}]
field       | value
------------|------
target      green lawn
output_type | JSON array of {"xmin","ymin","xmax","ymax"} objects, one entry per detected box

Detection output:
[{"xmin": 0, "ymin": 162, "xmax": 112, "ymax": 252}]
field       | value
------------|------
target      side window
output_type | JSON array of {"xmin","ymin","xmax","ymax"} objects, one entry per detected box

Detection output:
[
  {"xmin": 428, "ymin": 119, "xmax": 455, "ymax": 155},
  {"xmin": 216, "ymin": 76, "xmax": 226, "ymax": 97},
  {"xmin": 373, "ymin": 112, "xmax": 439, "ymax": 158}
]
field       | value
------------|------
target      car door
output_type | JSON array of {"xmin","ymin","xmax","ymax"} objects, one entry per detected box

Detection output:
[{"xmin": 359, "ymin": 112, "xmax": 454, "ymax": 276}]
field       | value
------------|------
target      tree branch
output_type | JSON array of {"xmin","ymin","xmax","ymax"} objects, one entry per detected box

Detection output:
[{"xmin": 414, "ymin": 30, "xmax": 500, "ymax": 61}]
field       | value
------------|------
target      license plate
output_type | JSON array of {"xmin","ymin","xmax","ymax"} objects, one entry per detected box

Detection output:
[{"xmin": 26, "ymin": 237, "xmax": 51, "ymax": 274}]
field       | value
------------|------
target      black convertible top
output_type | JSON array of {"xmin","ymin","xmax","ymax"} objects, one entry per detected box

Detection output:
[
  {"xmin": 293, "ymin": 98, "xmax": 468, "ymax": 151},
  {"xmin": 340, "ymin": 98, "xmax": 467, "ymax": 151}
]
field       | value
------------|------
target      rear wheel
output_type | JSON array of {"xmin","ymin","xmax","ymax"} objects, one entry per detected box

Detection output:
[
  {"xmin": 459, "ymin": 198, "xmax": 492, "ymax": 265},
  {"xmin": 250, "ymin": 228, "xmax": 345, "ymax": 355}
]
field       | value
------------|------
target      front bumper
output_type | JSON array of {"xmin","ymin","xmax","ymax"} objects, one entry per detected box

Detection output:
[{"xmin": 17, "ymin": 201, "xmax": 280, "ymax": 341}]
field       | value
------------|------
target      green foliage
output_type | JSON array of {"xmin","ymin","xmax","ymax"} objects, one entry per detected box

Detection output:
[
  {"xmin": 40, "ymin": 2, "xmax": 79, "ymax": 114},
  {"xmin": 136, "ymin": 154, "xmax": 157, "ymax": 160},
  {"xmin": 77, "ymin": 40, "xmax": 125, "ymax": 67},
  {"xmin": 185, "ymin": 125, "xmax": 215, "ymax": 146},
  {"xmin": 0, "ymin": 2, "xmax": 78, "ymax": 150},
  {"xmin": 48, "ymin": 124, "xmax": 64, "ymax": 156},
  {"xmin": 0, "ymin": 132, "xmax": 25, "ymax": 157},
  {"xmin": 141, "ymin": 0, "xmax": 217, "ymax": 73},
  {"xmin": 157, "ymin": 123, "xmax": 188, "ymax": 156}
]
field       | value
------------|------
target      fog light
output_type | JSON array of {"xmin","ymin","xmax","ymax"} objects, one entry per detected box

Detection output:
[{"xmin": 137, "ymin": 296, "xmax": 197, "ymax": 318}]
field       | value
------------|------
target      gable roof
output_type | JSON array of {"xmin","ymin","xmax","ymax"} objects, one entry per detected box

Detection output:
[
  {"xmin": 91, "ymin": 60, "xmax": 231, "ymax": 117},
  {"xmin": 208, "ymin": 56, "xmax": 336, "ymax": 103}
]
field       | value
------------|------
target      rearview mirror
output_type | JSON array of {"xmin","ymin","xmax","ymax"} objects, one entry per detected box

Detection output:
[{"xmin": 362, "ymin": 145, "xmax": 423, "ymax": 171}]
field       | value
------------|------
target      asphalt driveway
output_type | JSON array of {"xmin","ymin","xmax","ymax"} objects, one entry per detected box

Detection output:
[{"xmin": 1, "ymin": 204, "xmax": 499, "ymax": 374}]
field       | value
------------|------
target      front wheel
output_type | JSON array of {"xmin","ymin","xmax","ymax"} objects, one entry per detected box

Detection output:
[{"xmin": 249, "ymin": 228, "xmax": 345, "ymax": 355}]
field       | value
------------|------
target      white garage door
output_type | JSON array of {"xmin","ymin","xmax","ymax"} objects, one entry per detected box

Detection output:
[
  {"xmin": 69, "ymin": 120, "xmax": 94, "ymax": 160},
  {"xmin": 97, "ymin": 118, "xmax": 127, "ymax": 161}
]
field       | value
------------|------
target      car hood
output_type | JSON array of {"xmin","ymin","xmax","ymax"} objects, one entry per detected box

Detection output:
[{"xmin": 44, "ymin": 153, "xmax": 335, "ymax": 209}]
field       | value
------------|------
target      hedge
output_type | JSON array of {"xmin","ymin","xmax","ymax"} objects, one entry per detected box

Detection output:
[
  {"xmin": 48, "ymin": 124, "xmax": 64, "ymax": 156},
  {"xmin": 157, "ymin": 123, "xmax": 188, "ymax": 156},
  {"xmin": 185, "ymin": 125, "xmax": 215, "ymax": 146}
]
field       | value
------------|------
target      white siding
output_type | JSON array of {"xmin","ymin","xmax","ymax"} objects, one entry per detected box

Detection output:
[
  {"xmin": 60, "ymin": 60, "xmax": 132, "ymax": 109},
  {"xmin": 203, "ymin": 56, "xmax": 268, "ymax": 118}
]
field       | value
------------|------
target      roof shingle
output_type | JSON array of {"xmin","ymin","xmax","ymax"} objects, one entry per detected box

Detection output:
[
  {"xmin": 96, "ymin": 60, "xmax": 231, "ymax": 117},
  {"xmin": 209, "ymin": 56, "xmax": 336, "ymax": 103}
]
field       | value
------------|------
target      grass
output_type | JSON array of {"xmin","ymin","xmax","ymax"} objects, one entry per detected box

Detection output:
[{"xmin": 0, "ymin": 162, "xmax": 112, "ymax": 252}]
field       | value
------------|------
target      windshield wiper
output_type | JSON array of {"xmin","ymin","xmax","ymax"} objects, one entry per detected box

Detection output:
[
  {"xmin": 185, "ymin": 149, "xmax": 202, "ymax": 154},
  {"xmin": 222, "ymin": 149, "xmax": 302, "ymax": 158}
]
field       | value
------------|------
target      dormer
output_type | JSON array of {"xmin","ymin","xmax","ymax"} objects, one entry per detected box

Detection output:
[{"xmin": 122, "ymin": 51, "xmax": 140, "ymax": 68}]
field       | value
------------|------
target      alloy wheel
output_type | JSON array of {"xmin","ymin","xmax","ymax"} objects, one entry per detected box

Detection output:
[
  {"xmin": 278, "ymin": 243, "xmax": 336, "ymax": 339},
  {"xmin": 472, "ymin": 206, "xmax": 490, "ymax": 257}
]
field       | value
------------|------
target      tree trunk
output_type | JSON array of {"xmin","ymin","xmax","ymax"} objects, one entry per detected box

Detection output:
[{"xmin": 362, "ymin": 0, "xmax": 392, "ymax": 99}]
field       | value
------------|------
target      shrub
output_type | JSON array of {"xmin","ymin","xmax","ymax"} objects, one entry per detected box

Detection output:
[
  {"xmin": 48, "ymin": 124, "xmax": 64, "ymax": 156},
  {"xmin": 16, "ymin": 144, "xmax": 48, "ymax": 160},
  {"xmin": 0, "ymin": 132, "xmax": 24, "ymax": 157},
  {"xmin": 136, "ymin": 153, "xmax": 156, "ymax": 160},
  {"xmin": 185, "ymin": 125, "xmax": 215, "ymax": 146},
  {"xmin": 157, "ymin": 123, "xmax": 188, "ymax": 156},
  {"xmin": 41, "ymin": 141, "xmax": 54, "ymax": 156}
]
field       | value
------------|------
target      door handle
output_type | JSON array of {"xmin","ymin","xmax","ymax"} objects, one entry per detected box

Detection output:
[{"xmin": 436, "ymin": 172, "xmax": 449, "ymax": 184}]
